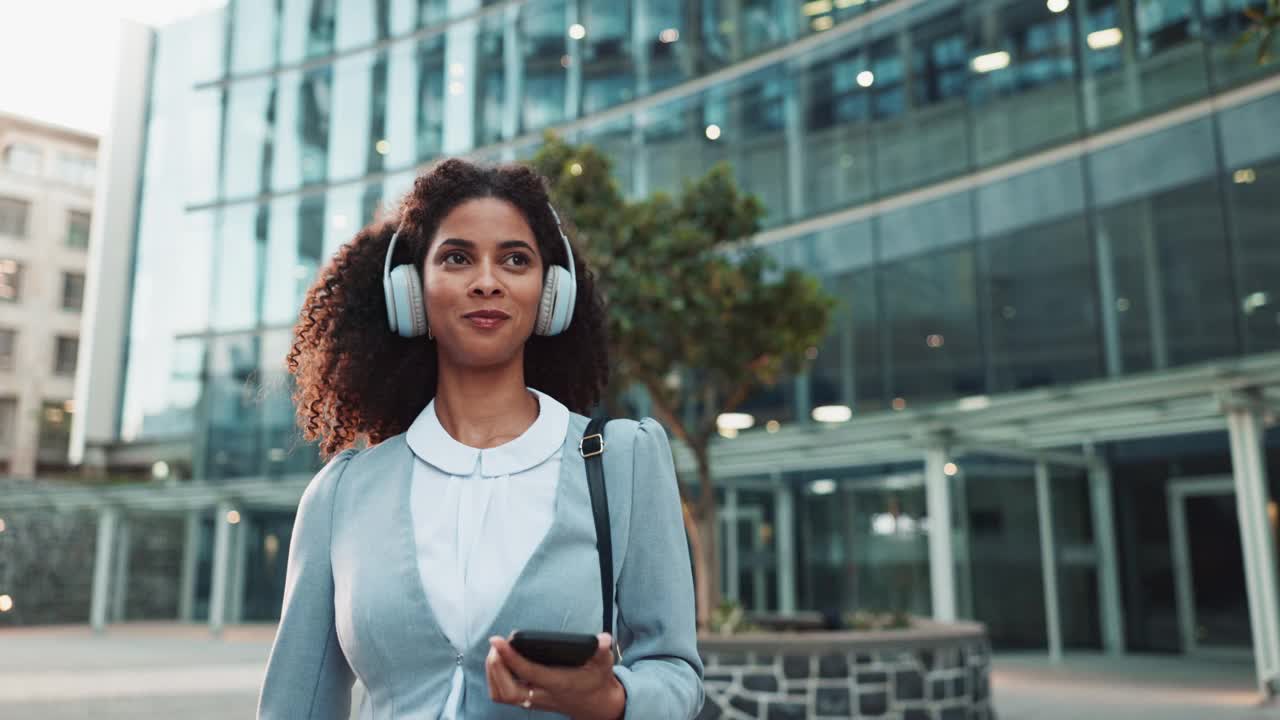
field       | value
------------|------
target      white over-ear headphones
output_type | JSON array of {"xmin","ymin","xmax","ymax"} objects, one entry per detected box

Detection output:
[{"xmin": 383, "ymin": 202, "xmax": 578, "ymax": 339}]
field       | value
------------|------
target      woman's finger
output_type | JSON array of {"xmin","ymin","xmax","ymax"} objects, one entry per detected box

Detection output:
[
  {"xmin": 486, "ymin": 645, "xmax": 525, "ymax": 705},
  {"xmin": 492, "ymin": 636, "xmax": 560, "ymax": 691}
]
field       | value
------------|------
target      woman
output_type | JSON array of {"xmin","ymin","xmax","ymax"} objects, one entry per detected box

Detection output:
[{"xmin": 257, "ymin": 158, "xmax": 703, "ymax": 719}]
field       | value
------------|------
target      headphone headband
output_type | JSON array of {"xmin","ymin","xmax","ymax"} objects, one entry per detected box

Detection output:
[
  {"xmin": 381, "ymin": 199, "xmax": 578, "ymax": 335},
  {"xmin": 384, "ymin": 202, "xmax": 573, "ymax": 284}
]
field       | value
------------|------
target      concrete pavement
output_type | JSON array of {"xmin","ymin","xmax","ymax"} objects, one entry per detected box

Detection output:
[{"xmin": 1, "ymin": 623, "xmax": 1277, "ymax": 719}]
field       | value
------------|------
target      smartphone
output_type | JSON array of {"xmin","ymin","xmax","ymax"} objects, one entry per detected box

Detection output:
[{"xmin": 509, "ymin": 630, "xmax": 598, "ymax": 668}]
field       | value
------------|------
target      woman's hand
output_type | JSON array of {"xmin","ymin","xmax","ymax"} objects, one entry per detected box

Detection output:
[{"xmin": 486, "ymin": 632, "xmax": 626, "ymax": 720}]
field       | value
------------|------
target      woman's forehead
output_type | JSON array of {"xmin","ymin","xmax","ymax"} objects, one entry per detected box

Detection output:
[{"xmin": 431, "ymin": 197, "xmax": 536, "ymax": 245}]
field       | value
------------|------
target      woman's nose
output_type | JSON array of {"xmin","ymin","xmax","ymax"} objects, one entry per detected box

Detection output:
[{"xmin": 469, "ymin": 263, "xmax": 504, "ymax": 296}]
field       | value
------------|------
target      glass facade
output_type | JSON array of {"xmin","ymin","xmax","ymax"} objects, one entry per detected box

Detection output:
[{"xmin": 119, "ymin": 0, "xmax": 1280, "ymax": 648}]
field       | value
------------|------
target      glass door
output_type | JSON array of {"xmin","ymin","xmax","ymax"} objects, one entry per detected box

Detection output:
[{"xmin": 1168, "ymin": 477, "xmax": 1251, "ymax": 656}]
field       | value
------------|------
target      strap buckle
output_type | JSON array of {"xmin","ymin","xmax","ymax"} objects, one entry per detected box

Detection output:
[{"xmin": 579, "ymin": 433, "xmax": 605, "ymax": 458}]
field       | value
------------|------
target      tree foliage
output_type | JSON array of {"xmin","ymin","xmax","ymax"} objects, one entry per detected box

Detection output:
[{"xmin": 530, "ymin": 133, "xmax": 835, "ymax": 619}]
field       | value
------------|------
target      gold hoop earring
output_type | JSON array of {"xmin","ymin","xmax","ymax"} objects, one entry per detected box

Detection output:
[{"xmin": 427, "ymin": 325, "xmax": 434, "ymax": 341}]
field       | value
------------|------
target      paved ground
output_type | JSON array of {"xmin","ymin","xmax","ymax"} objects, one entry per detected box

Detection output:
[{"xmin": 1, "ymin": 623, "xmax": 1277, "ymax": 719}]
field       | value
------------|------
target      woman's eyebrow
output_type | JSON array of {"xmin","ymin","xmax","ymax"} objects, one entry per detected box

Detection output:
[
  {"xmin": 438, "ymin": 238, "xmax": 536, "ymax": 253},
  {"xmin": 437, "ymin": 237, "xmax": 532, "ymax": 251}
]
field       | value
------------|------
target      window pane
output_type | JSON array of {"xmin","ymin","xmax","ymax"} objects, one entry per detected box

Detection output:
[
  {"xmin": 0, "ymin": 397, "xmax": 16, "ymax": 452},
  {"xmin": 802, "ymin": 45, "xmax": 874, "ymax": 213},
  {"xmin": 1095, "ymin": 180, "xmax": 1238, "ymax": 372},
  {"xmin": 206, "ymin": 333, "xmax": 264, "ymax": 481},
  {"xmin": 212, "ymin": 205, "xmax": 263, "ymax": 332},
  {"xmin": 66, "ymin": 210, "xmax": 91, "ymax": 248},
  {"xmin": 730, "ymin": 68, "xmax": 788, "ymax": 225},
  {"xmin": 3, "ymin": 143, "xmax": 42, "ymax": 175},
  {"xmin": 223, "ymin": 78, "xmax": 276, "ymax": 197},
  {"xmin": 54, "ymin": 337, "xmax": 78, "ymax": 376},
  {"xmin": 0, "ymin": 259, "xmax": 22, "ymax": 302},
  {"xmin": 1202, "ymin": 0, "xmax": 1280, "ymax": 89},
  {"xmin": 1227, "ymin": 157, "xmax": 1280, "ymax": 353},
  {"xmin": 61, "ymin": 272, "xmax": 85, "ymax": 312},
  {"xmin": 1079, "ymin": 0, "xmax": 1209, "ymax": 130},
  {"xmin": 876, "ymin": 6, "xmax": 970, "ymax": 193},
  {"xmin": 37, "ymin": 400, "xmax": 73, "ymax": 471},
  {"xmin": 968, "ymin": 0, "xmax": 1081, "ymax": 167},
  {"xmin": 581, "ymin": 0, "xmax": 635, "ymax": 116},
  {"xmin": 812, "ymin": 269, "xmax": 883, "ymax": 415},
  {"xmin": 522, "ymin": 0, "xmax": 569, "ymax": 131},
  {"xmin": 984, "ymin": 216, "xmax": 1102, "ymax": 391},
  {"xmin": 229, "ymin": 0, "xmax": 278, "ymax": 74},
  {"xmin": 642, "ymin": 0, "xmax": 694, "ymax": 92},
  {"xmin": 474, "ymin": 14, "xmax": 508, "ymax": 147},
  {"xmin": 327, "ymin": 54, "xmax": 377, "ymax": 181},
  {"xmin": 0, "ymin": 197, "xmax": 29, "ymax": 238},
  {"xmin": 882, "ymin": 246, "xmax": 985, "ymax": 406}
]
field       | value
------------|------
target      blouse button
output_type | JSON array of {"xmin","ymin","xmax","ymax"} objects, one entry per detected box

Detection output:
[{"xmin": 456, "ymin": 653, "xmax": 464, "ymax": 666}]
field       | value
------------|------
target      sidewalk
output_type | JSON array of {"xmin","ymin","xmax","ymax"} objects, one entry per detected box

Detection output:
[{"xmin": 1, "ymin": 623, "xmax": 1277, "ymax": 719}]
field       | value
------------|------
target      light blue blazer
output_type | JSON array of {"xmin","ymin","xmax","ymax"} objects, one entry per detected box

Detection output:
[{"xmin": 258, "ymin": 415, "xmax": 704, "ymax": 719}]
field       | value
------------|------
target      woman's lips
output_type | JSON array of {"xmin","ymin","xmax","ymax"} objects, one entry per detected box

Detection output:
[{"xmin": 467, "ymin": 316, "xmax": 507, "ymax": 330}]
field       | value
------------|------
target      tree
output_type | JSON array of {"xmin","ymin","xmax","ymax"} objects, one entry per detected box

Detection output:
[
  {"xmin": 1237, "ymin": 0, "xmax": 1280, "ymax": 64},
  {"xmin": 530, "ymin": 134, "xmax": 836, "ymax": 625}
]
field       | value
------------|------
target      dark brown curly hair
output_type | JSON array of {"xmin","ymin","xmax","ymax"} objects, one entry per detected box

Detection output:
[{"xmin": 287, "ymin": 158, "xmax": 610, "ymax": 458}]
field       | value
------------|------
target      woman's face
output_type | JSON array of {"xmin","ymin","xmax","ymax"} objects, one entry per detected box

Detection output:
[{"xmin": 422, "ymin": 197, "xmax": 545, "ymax": 368}]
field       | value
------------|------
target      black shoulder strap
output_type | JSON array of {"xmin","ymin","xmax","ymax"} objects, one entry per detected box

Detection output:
[{"xmin": 580, "ymin": 415, "xmax": 618, "ymax": 661}]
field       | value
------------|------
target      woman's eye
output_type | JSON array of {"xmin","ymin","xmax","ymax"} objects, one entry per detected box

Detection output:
[
  {"xmin": 505, "ymin": 253, "xmax": 532, "ymax": 267},
  {"xmin": 443, "ymin": 251, "xmax": 468, "ymax": 265}
]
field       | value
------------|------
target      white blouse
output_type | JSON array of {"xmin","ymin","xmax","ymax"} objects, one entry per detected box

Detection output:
[{"xmin": 406, "ymin": 387, "xmax": 571, "ymax": 720}]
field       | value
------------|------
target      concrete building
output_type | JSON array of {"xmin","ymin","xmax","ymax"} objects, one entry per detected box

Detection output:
[
  {"xmin": 0, "ymin": 112, "xmax": 96, "ymax": 478},
  {"xmin": 3, "ymin": 0, "xmax": 1279, "ymax": 702}
]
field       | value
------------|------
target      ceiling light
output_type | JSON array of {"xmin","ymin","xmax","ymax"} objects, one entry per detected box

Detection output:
[
  {"xmin": 705, "ymin": 124, "xmax": 722, "ymax": 140},
  {"xmin": 568, "ymin": 23, "xmax": 586, "ymax": 40},
  {"xmin": 971, "ymin": 51, "xmax": 1011, "ymax": 73},
  {"xmin": 1047, "ymin": 0, "xmax": 1070, "ymax": 13},
  {"xmin": 857, "ymin": 70, "xmax": 875, "ymax": 87},
  {"xmin": 810, "ymin": 479, "xmax": 837, "ymax": 495},
  {"xmin": 717, "ymin": 412, "xmax": 755, "ymax": 431},
  {"xmin": 802, "ymin": 0, "xmax": 833, "ymax": 16},
  {"xmin": 1087, "ymin": 28, "xmax": 1123, "ymax": 49},
  {"xmin": 812, "ymin": 405, "xmax": 852, "ymax": 423}
]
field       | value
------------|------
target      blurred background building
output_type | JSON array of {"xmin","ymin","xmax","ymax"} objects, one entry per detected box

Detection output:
[
  {"xmin": 4, "ymin": 0, "xmax": 1280, "ymax": 697},
  {"xmin": 0, "ymin": 112, "xmax": 96, "ymax": 478}
]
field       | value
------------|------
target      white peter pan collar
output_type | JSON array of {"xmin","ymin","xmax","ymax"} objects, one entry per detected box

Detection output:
[{"xmin": 405, "ymin": 387, "xmax": 570, "ymax": 477}]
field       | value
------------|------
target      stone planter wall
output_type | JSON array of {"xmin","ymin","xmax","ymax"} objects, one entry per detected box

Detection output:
[{"xmin": 697, "ymin": 621, "xmax": 993, "ymax": 720}]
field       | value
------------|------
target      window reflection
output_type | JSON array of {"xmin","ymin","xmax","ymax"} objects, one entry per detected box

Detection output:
[
  {"xmin": 1095, "ymin": 180, "xmax": 1239, "ymax": 372},
  {"xmin": 522, "ymin": 0, "xmax": 569, "ymax": 131},
  {"xmin": 983, "ymin": 216, "xmax": 1102, "ymax": 391},
  {"xmin": 882, "ymin": 246, "xmax": 985, "ymax": 405},
  {"xmin": 206, "ymin": 334, "xmax": 264, "ymax": 481},
  {"xmin": 968, "ymin": 0, "xmax": 1080, "ymax": 166},
  {"xmin": 1226, "ymin": 158, "xmax": 1280, "ymax": 353},
  {"xmin": 299, "ymin": 68, "xmax": 332, "ymax": 184},
  {"xmin": 475, "ymin": 16, "xmax": 507, "ymax": 147}
]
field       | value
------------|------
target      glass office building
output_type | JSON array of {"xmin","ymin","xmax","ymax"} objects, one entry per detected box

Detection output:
[{"xmin": 86, "ymin": 0, "xmax": 1280, "ymax": 688}]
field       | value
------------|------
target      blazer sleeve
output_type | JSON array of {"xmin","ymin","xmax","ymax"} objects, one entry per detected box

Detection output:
[
  {"xmin": 612, "ymin": 418, "xmax": 705, "ymax": 720},
  {"xmin": 258, "ymin": 449, "xmax": 358, "ymax": 720}
]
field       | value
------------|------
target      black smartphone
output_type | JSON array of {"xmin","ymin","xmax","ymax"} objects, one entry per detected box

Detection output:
[{"xmin": 509, "ymin": 630, "xmax": 598, "ymax": 668}]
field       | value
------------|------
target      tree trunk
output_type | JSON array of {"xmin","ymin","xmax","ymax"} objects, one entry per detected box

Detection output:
[
  {"xmin": 692, "ymin": 444, "xmax": 722, "ymax": 624},
  {"xmin": 681, "ymin": 502, "xmax": 711, "ymax": 629}
]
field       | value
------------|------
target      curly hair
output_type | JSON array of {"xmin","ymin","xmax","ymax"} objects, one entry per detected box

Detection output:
[{"xmin": 287, "ymin": 158, "xmax": 610, "ymax": 458}]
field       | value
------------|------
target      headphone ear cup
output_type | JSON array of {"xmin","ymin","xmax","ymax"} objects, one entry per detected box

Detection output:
[
  {"xmin": 535, "ymin": 267, "xmax": 559, "ymax": 336},
  {"xmin": 390, "ymin": 265, "xmax": 428, "ymax": 337},
  {"xmin": 538, "ymin": 266, "xmax": 575, "ymax": 336}
]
